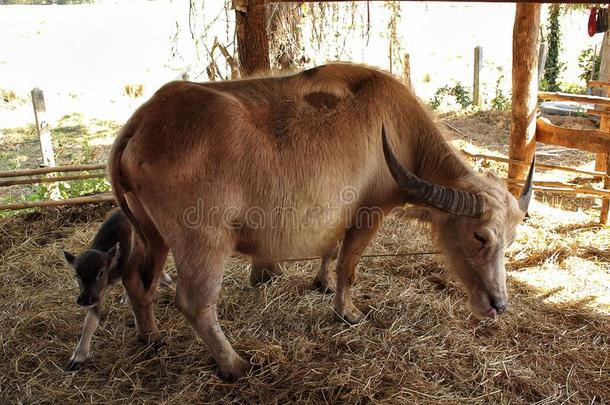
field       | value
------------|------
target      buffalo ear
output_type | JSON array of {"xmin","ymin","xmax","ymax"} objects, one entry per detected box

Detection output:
[
  {"xmin": 485, "ymin": 171, "xmax": 501, "ymax": 181},
  {"xmin": 63, "ymin": 251, "xmax": 75, "ymax": 266},
  {"xmin": 106, "ymin": 243, "xmax": 121, "ymax": 270},
  {"xmin": 393, "ymin": 206, "xmax": 445, "ymax": 224}
]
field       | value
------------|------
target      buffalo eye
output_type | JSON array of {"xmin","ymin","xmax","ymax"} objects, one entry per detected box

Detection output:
[{"xmin": 474, "ymin": 232, "xmax": 487, "ymax": 247}]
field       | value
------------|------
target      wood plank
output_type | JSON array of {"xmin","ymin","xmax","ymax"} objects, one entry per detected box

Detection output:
[
  {"xmin": 536, "ymin": 117, "xmax": 610, "ymax": 154},
  {"xmin": 538, "ymin": 91, "xmax": 610, "ymax": 108}
]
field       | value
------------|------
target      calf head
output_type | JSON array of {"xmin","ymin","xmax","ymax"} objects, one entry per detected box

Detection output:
[
  {"xmin": 63, "ymin": 244, "xmax": 120, "ymax": 307},
  {"xmin": 383, "ymin": 129, "xmax": 533, "ymax": 319}
]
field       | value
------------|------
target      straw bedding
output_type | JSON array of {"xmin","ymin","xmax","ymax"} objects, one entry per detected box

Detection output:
[
  {"xmin": 1, "ymin": 112, "xmax": 608, "ymax": 404},
  {"xmin": 0, "ymin": 198, "xmax": 608, "ymax": 404}
]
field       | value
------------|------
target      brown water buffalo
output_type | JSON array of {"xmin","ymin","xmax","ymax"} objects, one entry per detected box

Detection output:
[{"xmin": 108, "ymin": 63, "xmax": 533, "ymax": 380}]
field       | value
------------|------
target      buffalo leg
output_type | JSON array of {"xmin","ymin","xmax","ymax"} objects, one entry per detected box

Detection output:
[
  {"xmin": 249, "ymin": 260, "xmax": 283, "ymax": 286},
  {"xmin": 313, "ymin": 243, "xmax": 340, "ymax": 293},
  {"xmin": 66, "ymin": 304, "xmax": 100, "ymax": 371},
  {"xmin": 173, "ymin": 242, "xmax": 250, "ymax": 381},
  {"xmin": 334, "ymin": 211, "xmax": 382, "ymax": 324}
]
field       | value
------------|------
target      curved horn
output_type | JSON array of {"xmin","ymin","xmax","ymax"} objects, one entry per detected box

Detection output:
[
  {"xmin": 517, "ymin": 156, "xmax": 535, "ymax": 213},
  {"xmin": 382, "ymin": 126, "xmax": 484, "ymax": 218}
]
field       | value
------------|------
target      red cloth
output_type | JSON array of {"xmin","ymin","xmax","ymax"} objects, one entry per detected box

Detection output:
[{"xmin": 589, "ymin": 7, "xmax": 597, "ymax": 37}]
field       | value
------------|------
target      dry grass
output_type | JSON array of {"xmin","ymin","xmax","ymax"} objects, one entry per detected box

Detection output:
[{"xmin": 0, "ymin": 111, "xmax": 609, "ymax": 404}]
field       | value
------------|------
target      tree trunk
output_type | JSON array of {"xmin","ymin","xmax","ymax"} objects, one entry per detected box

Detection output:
[
  {"xmin": 508, "ymin": 4, "xmax": 541, "ymax": 196},
  {"xmin": 236, "ymin": 0, "xmax": 270, "ymax": 76}
]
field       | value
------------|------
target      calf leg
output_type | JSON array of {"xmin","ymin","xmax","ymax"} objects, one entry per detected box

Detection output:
[
  {"xmin": 66, "ymin": 305, "xmax": 100, "ymax": 371},
  {"xmin": 334, "ymin": 211, "xmax": 382, "ymax": 324},
  {"xmin": 122, "ymin": 240, "xmax": 169, "ymax": 342},
  {"xmin": 120, "ymin": 270, "xmax": 172, "ymax": 305},
  {"xmin": 249, "ymin": 260, "xmax": 283, "ymax": 286},
  {"xmin": 174, "ymin": 244, "xmax": 250, "ymax": 381}
]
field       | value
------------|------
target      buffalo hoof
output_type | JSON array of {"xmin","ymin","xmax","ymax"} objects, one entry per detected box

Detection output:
[
  {"xmin": 312, "ymin": 274, "xmax": 336, "ymax": 294},
  {"xmin": 65, "ymin": 359, "xmax": 85, "ymax": 371},
  {"xmin": 136, "ymin": 330, "xmax": 162, "ymax": 346},
  {"xmin": 336, "ymin": 304, "xmax": 365, "ymax": 325},
  {"xmin": 217, "ymin": 357, "xmax": 251, "ymax": 382},
  {"xmin": 249, "ymin": 262, "xmax": 283, "ymax": 287},
  {"xmin": 160, "ymin": 271, "xmax": 172, "ymax": 287}
]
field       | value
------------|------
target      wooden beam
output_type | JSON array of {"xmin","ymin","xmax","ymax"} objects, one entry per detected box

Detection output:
[
  {"xmin": 268, "ymin": 0, "xmax": 604, "ymax": 3},
  {"xmin": 0, "ymin": 163, "xmax": 106, "ymax": 179},
  {"xmin": 0, "ymin": 193, "xmax": 115, "ymax": 211},
  {"xmin": 505, "ymin": 180, "xmax": 610, "ymax": 199},
  {"xmin": 508, "ymin": 3, "xmax": 540, "ymax": 195},
  {"xmin": 536, "ymin": 117, "xmax": 610, "ymax": 154},
  {"xmin": 235, "ymin": 0, "xmax": 270, "ymax": 76},
  {"xmin": 538, "ymin": 91, "xmax": 610, "ymax": 108},
  {"xmin": 460, "ymin": 150, "xmax": 610, "ymax": 180},
  {"xmin": 0, "ymin": 172, "xmax": 106, "ymax": 188}
]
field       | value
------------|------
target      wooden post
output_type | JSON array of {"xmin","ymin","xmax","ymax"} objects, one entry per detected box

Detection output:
[
  {"xmin": 402, "ymin": 53, "xmax": 411, "ymax": 88},
  {"xmin": 600, "ymin": 115, "xmax": 610, "ymax": 224},
  {"xmin": 508, "ymin": 4, "xmax": 540, "ymax": 195},
  {"xmin": 595, "ymin": 152, "xmax": 608, "ymax": 181},
  {"xmin": 235, "ymin": 0, "xmax": 270, "ymax": 76},
  {"xmin": 538, "ymin": 41, "xmax": 548, "ymax": 86},
  {"xmin": 598, "ymin": 31, "xmax": 610, "ymax": 98},
  {"xmin": 31, "ymin": 88, "xmax": 56, "ymax": 168},
  {"xmin": 473, "ymin": 46, "xmax": 482, "ymax": 106},
  {"xmin": 31, "ymin": 88, "xmax": 60, "ymax": 200}
]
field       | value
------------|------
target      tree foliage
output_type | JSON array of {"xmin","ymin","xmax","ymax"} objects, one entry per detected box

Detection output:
[{"xmin": 578, "ymin": 46, "xmax": 601, "ymax": 82}]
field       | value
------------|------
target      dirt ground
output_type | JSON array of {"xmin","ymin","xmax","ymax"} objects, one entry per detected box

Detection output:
[{"xmin": 0, "ymin": 111, "xmax": 608, "ymax": 404}]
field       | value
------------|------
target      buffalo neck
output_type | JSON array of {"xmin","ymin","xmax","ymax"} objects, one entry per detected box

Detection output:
[{"xmin": 411, "ymin": 124, "xmax": 473, "ymax": 188}]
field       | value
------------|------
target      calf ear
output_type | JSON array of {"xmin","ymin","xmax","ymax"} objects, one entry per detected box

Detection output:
[
  {"xmin": 63, "ymin": 251, "xmax": 75, "ymax": 266},
  {"xmin": 106, "ymin": 243, "xmax": 121, "ymax": 269}
]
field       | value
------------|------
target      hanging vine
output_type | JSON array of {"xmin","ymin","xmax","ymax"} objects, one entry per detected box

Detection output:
[
  {"xmin": 542, "ymin": 4, "xmax": 566, "ymax": 92},
  {"xmin": 384, "ymin": 1, "xmax": 403, "ymax": 75}
]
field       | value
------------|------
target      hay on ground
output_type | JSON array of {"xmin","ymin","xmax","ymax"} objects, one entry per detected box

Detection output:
[{"xmin": 0, "ymin": 112, "xmax": 608, "ymax": 404}]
